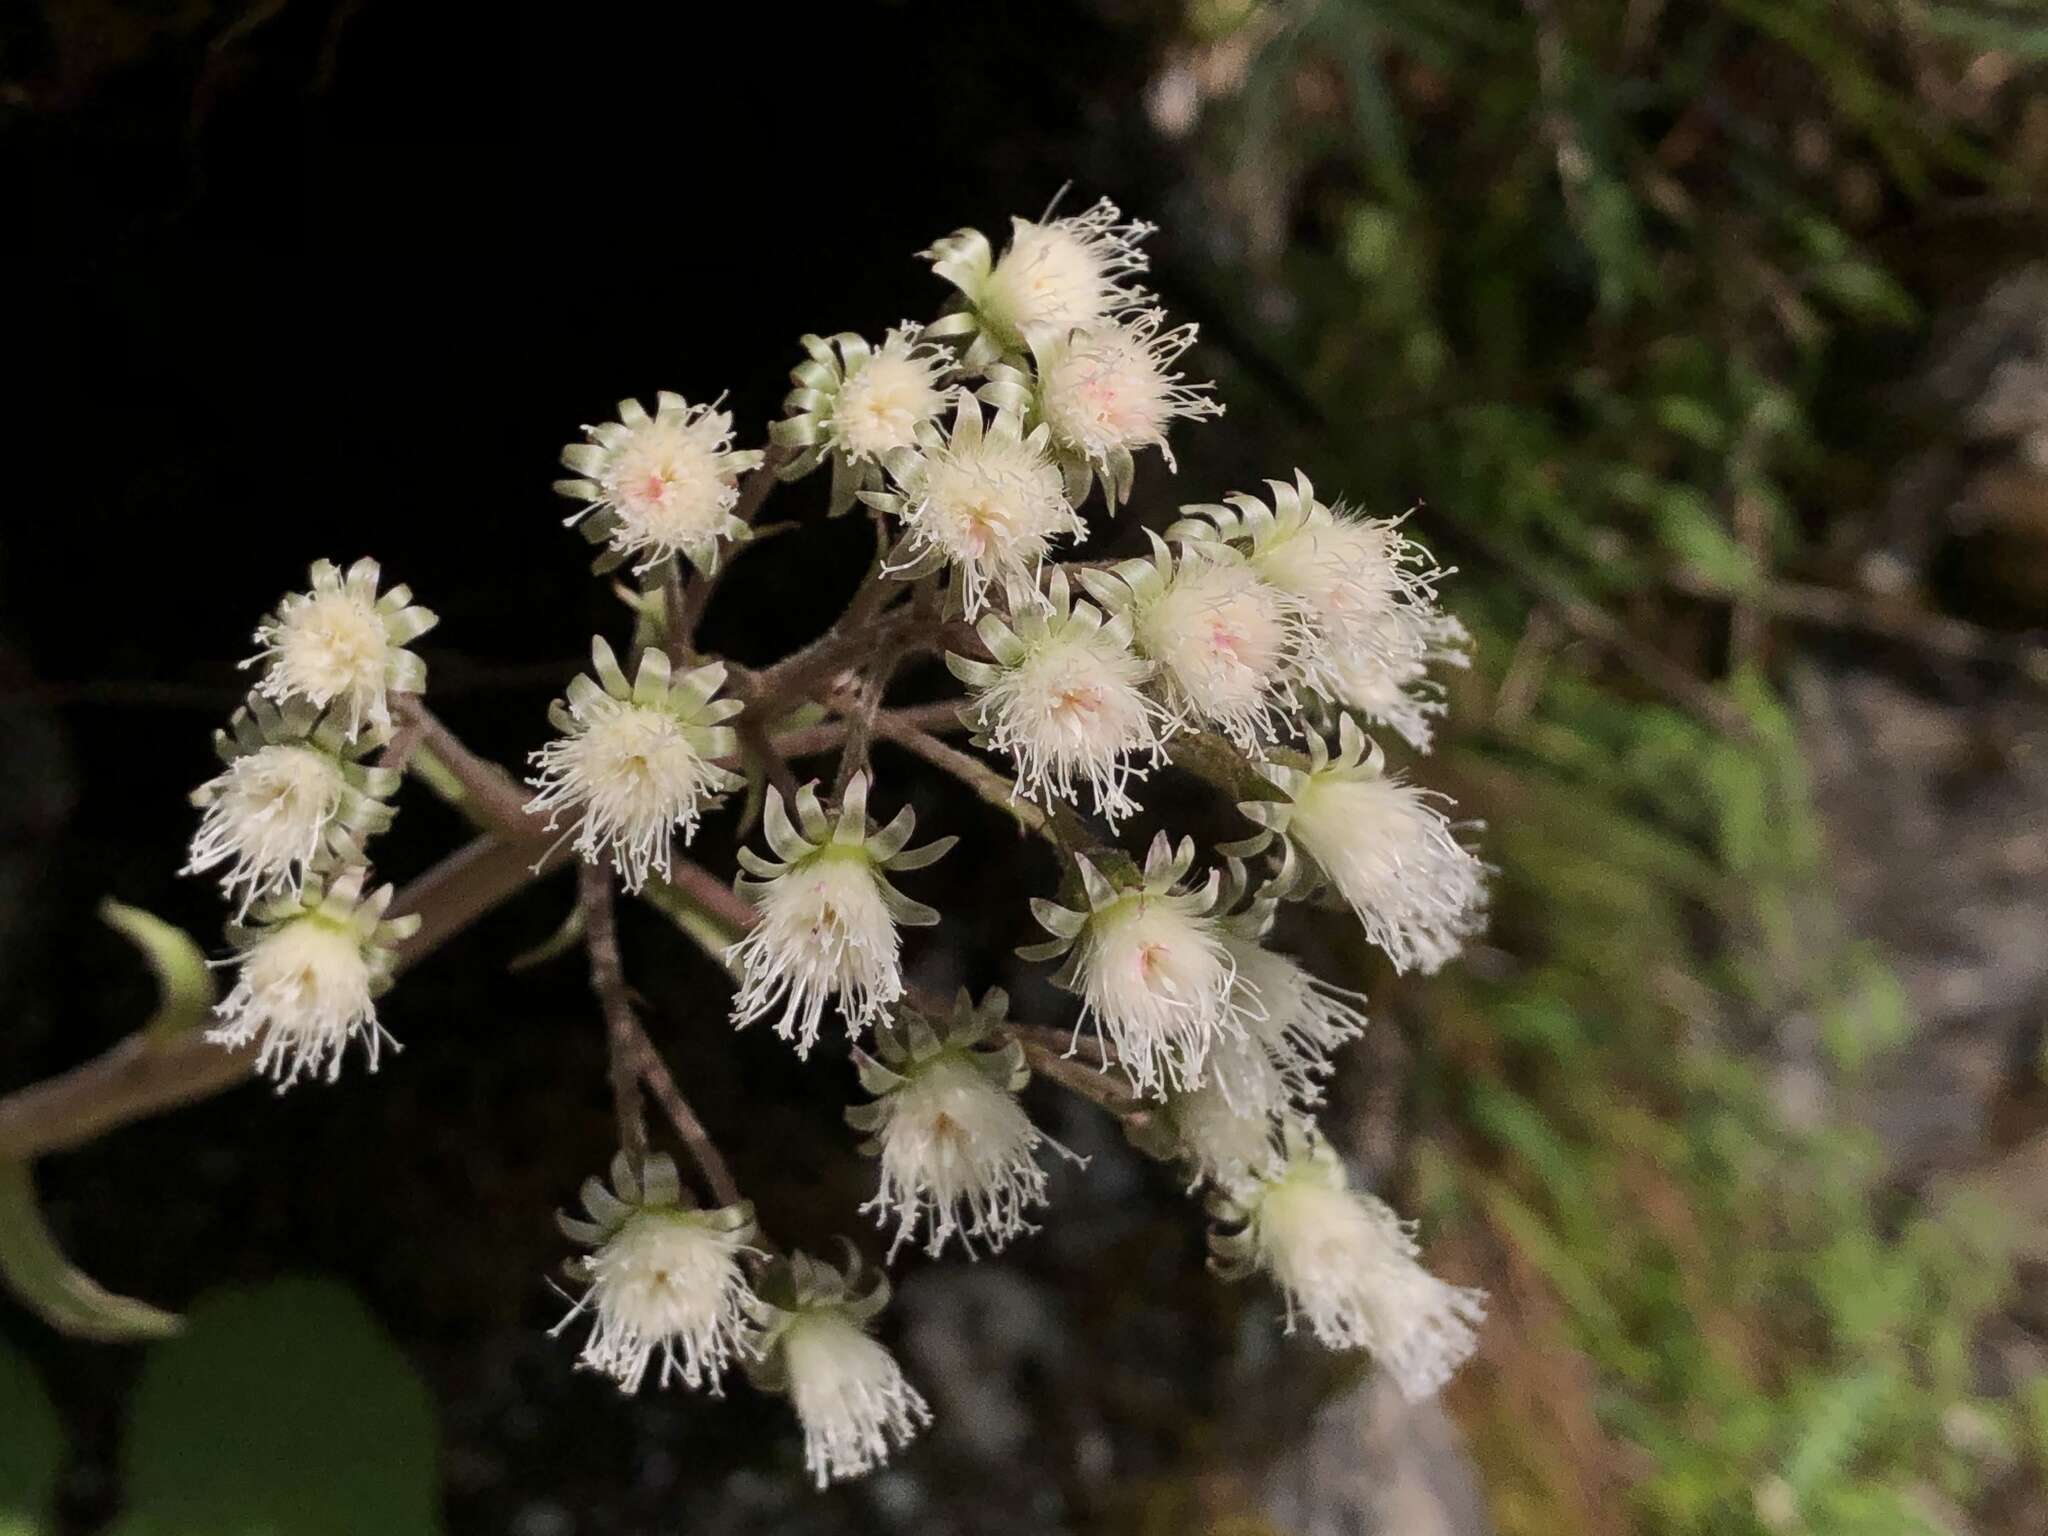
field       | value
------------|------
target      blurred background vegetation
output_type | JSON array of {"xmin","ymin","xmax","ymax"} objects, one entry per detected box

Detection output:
[{"xmin": 5, "ymin": 1, "xmax": 2048, "ymax": 1533}]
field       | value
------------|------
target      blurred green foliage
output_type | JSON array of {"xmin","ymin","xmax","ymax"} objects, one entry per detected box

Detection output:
[
  {"xmin": 1, "ymin": 1279, "xmax": 439, "ymax": 1536},
  {"xmin": 1176, "ymin": 0, "xmax": 2045, "ymax": 1529},
  {"xmin": 0, "ymin": 1336, "xmax": 63, "ymax": 1536}
]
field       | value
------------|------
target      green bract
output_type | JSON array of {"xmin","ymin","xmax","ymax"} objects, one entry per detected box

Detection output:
[
  {"xmin": 1221, "ymin": 713, "xmax": 1384, "ymax": 902},
  {"xmin": 1020, "ymin": 830, "xmax": 1225, "ymax": 973},
  {"xmin": 547, "ymin": 637, "xmax": 745, "ymax": 783},
  {"xmin": 195, "ymin": 694, "xmax": 400, "ymax": 870},
  {"xmin": 769, "ymin": 330, "xmax": 950, "ymax": 516},
  {"xmin": 223, "ymin": 865, "xmax": 417, "ymax": 996},
  {"xmin": 742, "ymin": 1244, "xmax": 894, "ymax": 1391},
  {"xmin": 1168, "ymin": 469, "xmax": 1333, "ymax": 562},
  {"xmin": 1202, "ymin": 1123, "xmax": 1340, "ymax": 1282},
  {"xmin": 843, "ymin": 988, "xmax": 1027, "ymax": 1148},
  {"xmin": 555, "ymin": 1151, "xmax": 757, "ymax": 1260},
  {"xmin": 735, "ymin": 772, "xmax": 956, "ymax": 931}
]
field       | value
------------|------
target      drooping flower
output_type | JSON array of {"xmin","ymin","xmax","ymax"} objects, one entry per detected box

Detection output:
[
  {"xmin": 771, "ymin": 327, "xmax": 951, "ymax": 515},
  {"xmin": 946, "ymin": 569, "xmax": 1171, "ymax": 826},
  {"xmin": 206, "ymin": 866, "xmax": 416, "ymax": 1089},
  {"xmin": 1325, "ymin": 608, "xmax": 1472, "ymax": 753},
  {"xmin": 526, "ymin": 637, "xmax": 743, "ymax": 892},
  {"xmin": 924, "ymin": 197, "xmax": 1156, "ymax": 367},
  {"xmin": 1208, "ymin": 1132, "xmax": 1485, "ymax": 1402},
  {"xmin": 553, "ymin": 1152, "xmax": 760, "ymax": 1395},
  {"xmin": 750, "ymin": 1249, "xmax": 931, "ymax": 1488},
  {"xmin": 728, "ymin": 773, "xmax": 955, "ymax": 1057},
  {"xmin": 1233, "ymin": 715, "xmax": 1486, "ymax": 974},
  {"xmin": 1162, "ymin": 1032, "xmax": 1297, "ymax": 1186},
  {"xmin": 1079, "ymin": 535, "xmax": 1303, "ymax": 749},
  {"xmin": 848, "ymin": 988, "xmax": 1063, "ymax": 1259},
  {"xmin": 555, "ymin": 393, "xmax": 765, "ymax": 575},
  {"xmin": 1172, "ymin": 472, "xmax": 1450, "ymax": 697},
  {"xmin": 1220, "ymin": 926, "xmax": 1369, "ymax": 1108},
  {"xmin": 1023, "ymin": 833, "xmax": 1246, "ymax": 1098},
  {"xmin": 1024, "ymin": 309, "xmax": 1220, "ymax": 507},
  {"xmin": 185, "ymin": 696, "xmax": 399, "ymax": 918},
  {"xmin": 245, "ymin": 558, "xmax": 436, "ymax": 741},
  {"xmin": 862, "ymin": 393, "xmax": 1081, "ymax": 620}
]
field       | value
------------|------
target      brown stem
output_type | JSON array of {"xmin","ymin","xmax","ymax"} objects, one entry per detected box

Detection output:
[
  {"xmin": 396, "ymin": 696, "xmax": 539, "ymax": 838},
  {"xmin": 623, "ymin": 1017, "xmax": 742, "ymax": 1209},
  {"xmin": 578, "ymin": 860, "xmax": 649, "ymax": 1173},
  {"xmin": 0, "ymin": 829, "xmax": 565, "ymax": 1161},
  {"xmin": 1015, "ymin": 1041, "xmax": 1140, "ymax": 1117},
  {"xmin": 582, "ymin": 858, "xmax": 747, "ymax": 1208},
  {"xmin": 766, "ymin": 702, "xmax": 968, "ymax": 762}
]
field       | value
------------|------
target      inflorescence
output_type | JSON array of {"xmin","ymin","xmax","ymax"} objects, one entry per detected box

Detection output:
[{"xmin": 184, "ymin": 195, "xmax": 1489, "ymax": 1484}]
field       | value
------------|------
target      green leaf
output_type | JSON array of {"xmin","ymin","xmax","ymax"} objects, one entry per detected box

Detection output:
[
  {"xmin": 0, "ymin": 1160, "xmax": 180, "ymax": 1342},
  {"xmin": 0, "ymin": 1334, "xmax": 64, "ymax": 1535},
  {"xmin": 110, "ymin": 1279, "xmax": 441, "ymax": 1536},
  {"xmin": 98, "ymin": 901, "xmax": 216, "ymax": 1043}
]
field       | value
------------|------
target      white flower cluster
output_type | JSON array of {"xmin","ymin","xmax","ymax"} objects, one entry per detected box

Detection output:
[
  {"xmin": 180, "ymin": 194, "xmax": 1488, "ymax": 1491},
  {"xmin": 187, "ymin": 561, "xmax": 433, "ymax": 1087}
]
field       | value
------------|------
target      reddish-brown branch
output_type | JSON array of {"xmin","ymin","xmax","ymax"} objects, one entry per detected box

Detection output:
[
  {"xmin": 578, "ymin": 859, "xmax": 650, "ymax": 1173},
  {"xmin": 0, "ymin": 828, "xmax": 567, "ymax": 1161}
]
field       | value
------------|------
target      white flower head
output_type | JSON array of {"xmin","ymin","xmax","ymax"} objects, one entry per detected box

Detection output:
[
  {"xmin": 1081, "ymin": 536, "xmax": 1305, "ymax": 749},
  {"xmin": 924, "ymin": 196, "xmax": 1156, "ymax": 367},
  {"xmin": 750, "ymin": 1248, "xmax": 931, "ymax": 1488},
  {"xmin": 1172, "ymin": 472, "xmax": 1450, "ymax": 697},
  {"xmin": 1209, "ymin": 1132, "xmax": 1485, "ymax": 1402},
  {"xmin": 553, "ymin": 1152, "xmax": 760, "ymax": 1396},
  {"xmin": 185, "ymin": 696, "xmax": 399, "ymax": 918},
  {"xmin": 1221, "ymin": 926, "xmax": 1368, "ymax": 1108},
  {"xmin": 863, "ymin": 392, "xmax": 1083, "ymax": 620},
  {"xmin": 728, "ymin": 773, "xmax": 956, "ymax": 1057},
  {"xmin": 526, "ymin": 637, "xmax": 744, "ymax": 893},
  {"xmin": 1024, "ymin": 833, "xmax": 1247, "ymax": 1098},
  {"xmin": 1327, "ymin": 608, "xmax": 1472, "ymax": 753},
  {"xmin": 771, "ymin": 327, "xmax": 952, "ymax": 515},
  {"xmin": 245, "ymin": 558, "xmax": 436, "ymax": 742},
  {"xmin": 1235, "ymin": 716, "xmax": 1486, "ymax": 974},
  {"xmin": 555, "ymin": 393, "xmax": 765, "ymax": 576},
  {"xmin": 849, "ymin": 988, "xmax": 1065, "ymax": 1259},
  {"xmin": 947, "ymin": 569, "xmax": 1171, "ymax": 826},
  {"xmin": 1024, "ymin": 309, "xmax": 1220, "ymax": 507},
  {"xmin": 206, "ymin": 866, "xmax": 417, "ymax": 1089},
  {"xmin": 1165, "ymin": 1032, "xmax": 1297, "ymax": 1186}
]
